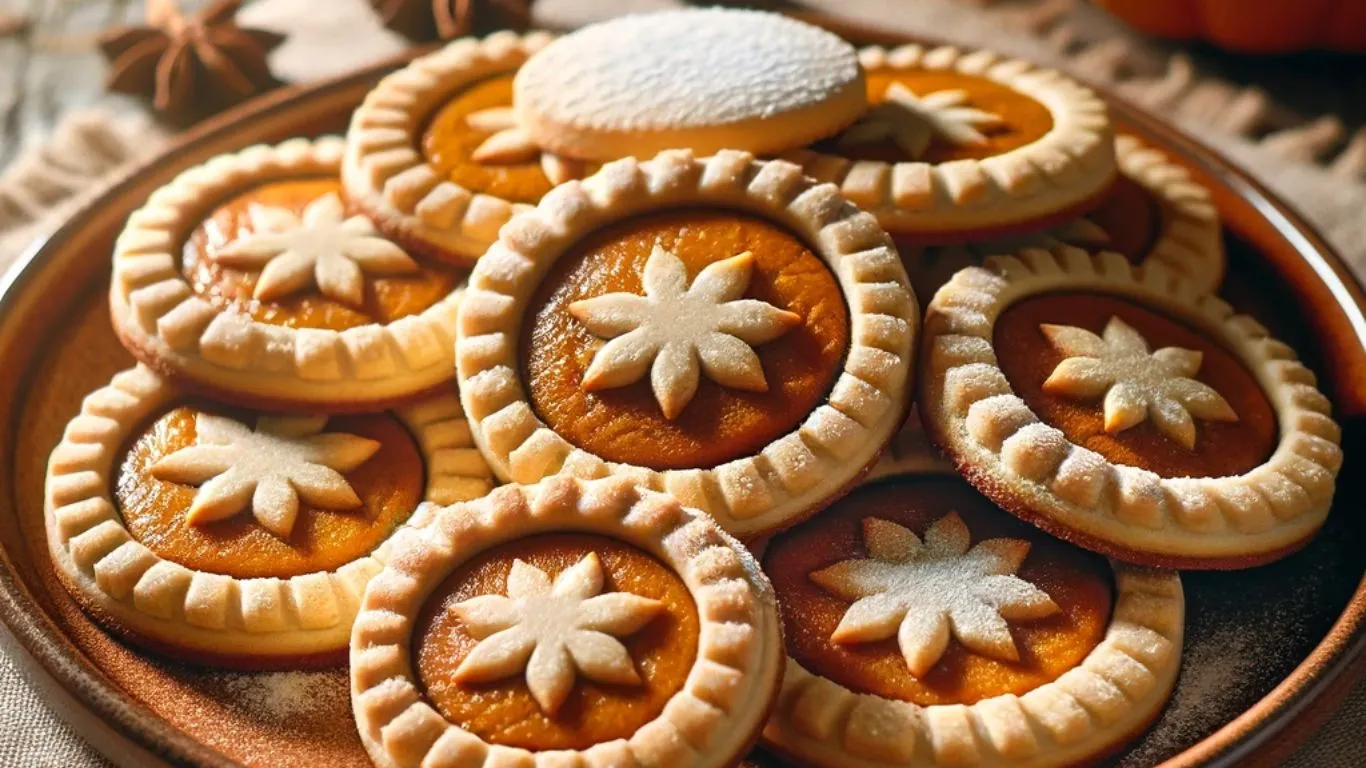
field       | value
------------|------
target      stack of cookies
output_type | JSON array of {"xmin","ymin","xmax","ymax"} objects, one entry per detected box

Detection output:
[{"xmin": 45, "ymin": 8, "xmax": 1342, "ymax": 767}]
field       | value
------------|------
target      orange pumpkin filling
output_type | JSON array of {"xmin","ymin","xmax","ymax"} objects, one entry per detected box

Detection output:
[
  {"xmin": 115, "ymin": 405, "xmax": 424, "ymax": 578},
  {"xmin": 421, "ymin": 74, "xmax": 558, "ymax": 205},
  {"xmin": 995, "ymin": 293, "xmax": 1277, "ymax": 478},
  {"xmin": 521, "ymin": 209, "xmax": 850, "ymax": 470},
  {"xmin": 413, "ymin": 534, "xmax": 698, "ymax": 750},
  {"xmin": 832, "ymin": 70, "xmax": 1055, "ymax": 165},
  {"xmin": 183, "ymin": 178, "xmax": 459, "ymax": 331},
  {"xmin": 764, "ymin": 476, "xmax": 1112, "ymax": 706}
]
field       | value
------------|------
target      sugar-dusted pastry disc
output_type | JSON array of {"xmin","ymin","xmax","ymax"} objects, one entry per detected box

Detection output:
[
  {"xmin": 455, "ymin": 150, "xmax": 918, "ymax": 538},
  {"xmin": 350, "ymin": 476, "xmax": 783, "ymax": 768},
  {"xmin": 760, "ymin": 474, "xmax": 1184, "ymax": 767},
  {"xmin": 111, "ymin": 137, "xmax": 465, "ymax": 411},
  {"xmin": 512, "ymin": 9, "xmax": 867, "ymax": 162},
  {"xmin": 919, "ymin": 246, "xmax": 1342, "ymax": 568},
  {"xmin": 786, "ymin": 44, "xmax": 1116, "ymax": 243},
  {"xmin": 344, "ymin": 31, "xmax": 587, "ymax": 266},
  {"xmin": 44, "ymin": 365, "xmax": 494, "ymax": 667}
]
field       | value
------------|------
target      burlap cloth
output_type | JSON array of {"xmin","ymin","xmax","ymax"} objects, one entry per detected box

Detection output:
[{"xmin": 1, "ymin": 0, "xmax": 1363, "ymax": 765}]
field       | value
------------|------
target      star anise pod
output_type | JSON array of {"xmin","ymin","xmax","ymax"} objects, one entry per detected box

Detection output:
[
  {"xmin": 99, "ymin": 0, "xmax": 285, "ymax": 126},
  {"xmin": 372, "ymin": 0, "xmax": 534, "ymax": 43}
]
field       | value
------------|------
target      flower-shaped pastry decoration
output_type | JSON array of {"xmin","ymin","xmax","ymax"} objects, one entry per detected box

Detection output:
[
  {"xmin": 209, "ymin": 192, "xmax": 420, "ymax": 306},
  {"xmin": 810, "ymin": 513, "xmax": 1059, "ymax": 677},
  {"xmin": 839, "ymin": 82, "xmax": 1005, "ymax": 160},
  {"xmin": 465, "ymin": 106, "xmax": 585, "ymax": 185},
  {"xmin": 148, "ymin": 413, "xmax": 381, "ymax": 538},
  {"xmin": 450, "ymin": 553, "xmax": 664, "ymax": 715},
  {"xmin": 1041, "ymin": 316, "xmax": 1239, "ymax": 449},
  {"xmin": 568, "ymin": 244, "xmax": 802, "ymax": 419}
]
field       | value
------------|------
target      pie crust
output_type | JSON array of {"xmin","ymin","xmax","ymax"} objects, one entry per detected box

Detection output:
[
  {"xmin": 919, "ymin": 245, "xmax": 1342, "ymax": 567},
  {"xmin": 44, "ymin": 365, "xmax": 493, "ymax": 667},
  {"xmin": 455, "ymin": 150, "xmax": 918, "ymax": 537},
  {"xmin": 763, "ymin": 545, "xmax": 1183, "ymax": 767},
  {"xmin": 110, "ymin": 136, "xmax": 464, "ymax": 411},
  {"xmin": 784, "ymin": 44, "xmax": 1116, "ymax": 242},
  {"xmin": 343, "ymin": 31, "xmax": 559, "ymax": 266},
  {"xmin": 350, "ymin": 475, "xmax": 783, "ymax": 768},
  {"xmin": 512, "ymin": 9, "xmax": 867, "ymax": 162},
  {"xmin": 900, "ymin": 133, "xmax": 1224, "ymax": 300}
]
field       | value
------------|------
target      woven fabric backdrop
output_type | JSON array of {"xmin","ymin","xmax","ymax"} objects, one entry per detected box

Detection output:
[{"xmin": 0, "ymin": 0, "xmax": 1363, "ymax": 765}]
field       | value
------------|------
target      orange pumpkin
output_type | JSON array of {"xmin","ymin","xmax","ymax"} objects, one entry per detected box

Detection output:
[{"xmin": 1094, "ymin": 0, "xmax": 1366, "ymax": 53}]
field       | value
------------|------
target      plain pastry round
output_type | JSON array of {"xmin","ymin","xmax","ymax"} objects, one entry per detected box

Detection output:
[{"xmin": 513, "ymin": 9, "xmax": 867, "ymax": 161}]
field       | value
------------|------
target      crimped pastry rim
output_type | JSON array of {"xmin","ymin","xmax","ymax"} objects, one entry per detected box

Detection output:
[
  {"xmin": 1113, "ymin": 133, "xmax": 1225, "ymax": 293},
  {"xmin": 342, "ymin": 31, "xmax": 556, "ymax": 265},
  {"xmin": 919, "ymin": 246, "xmax": 1342, "ymax": 567},
  {"xmin": 454, "ymin": 150, "xmax": 919, "ymax": 538},
  {"xmin": 110, "ymin": 136, "xmax": 464, "ymax": 410},
  {"xmin": 762, "ymin": 549, "xmax": 1184, "ymax": 768},
  {"xmin": 43, "ymin": 365, "xmax": 494, "ymax": 663},
  {"xmin": 349, "ymin": 476, "xmax": 783, "ymax": 768},
  {"xmin": 783, "ymin": 44, "xmax": 1117, "ymax": 237}
]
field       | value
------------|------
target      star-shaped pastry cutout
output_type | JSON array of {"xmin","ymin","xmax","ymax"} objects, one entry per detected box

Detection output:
[
  {"xmin": 450, "ymin": 553, "xmax": 663, "ymax": 715},
  {"xmin": 839, "ymin": 83, "xmax": 1006, "ymax": 160},
  {"xmin": 209, "ymin": 192, "xmax": 419, "ymax": 306},
  {"xmin": 568, "ymin": 244, "xmax": 802, "ymax": 419},
  {"xmin": 811, "ymin": 514, "xmax": 1059, "ymax": 677},
  {"xmin": 148, "ymin": 413, "xmax": 381, "ymax": 538},
  {"xmin": 1041, "ymin": 316, "xmax": 1239, "ymax": 449},
  {"xmin": 465, "ymin": 106, "xmax": 585, "ymax": 185}
]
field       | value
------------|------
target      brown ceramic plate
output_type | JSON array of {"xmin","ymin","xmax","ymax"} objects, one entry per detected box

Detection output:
[{"xmin": 1, "ymin": 18, "xmax": 1364, "ymax": 768}]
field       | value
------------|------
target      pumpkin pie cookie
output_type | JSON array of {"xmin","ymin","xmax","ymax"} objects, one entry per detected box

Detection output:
[
  {"xmin": 343, "ymin": 31, "xmax": 579, "ymax": 266},
  {"xmin": 761, "ymin": 474, "xmax": 1183, "ymax": 767},
  {"xmin": 44, "ymin": 365, "xmax": 494, "ymax": 667},
  {"xmin": 512, "ymin": 9, "xmax": 866, "ymax": 163},
  {"xmin": 1088, "ymin": 134, "xmax": 1224, "ymax": 292},
  {"xmin": 110, "ymin": 137, "xmax": 465, "ymax": 411},
  {"xmin": 350, "ymin": 475, "xmax": 782, "ymax": 768},
  {"xmin": 919, "ymin": 245, "xmax": 1342, "ymax": 568},
  {"xmin": 456, "ymin": 150, "xmax": 918, "ymax": 537},
  {"xmin": 899, "ymin": 133, "xmax": 1223, "ymax": 299},
  {"xmin": 785, "ymin": 44, "xmax": 1116, "ymax": 244}
]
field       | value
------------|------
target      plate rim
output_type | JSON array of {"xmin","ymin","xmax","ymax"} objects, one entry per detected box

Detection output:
[{"xmin": 0, "ymin": 23, "xmax": 1362, "ymax": 768}]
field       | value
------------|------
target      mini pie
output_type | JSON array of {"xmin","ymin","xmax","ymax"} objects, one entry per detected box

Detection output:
[
  {"xmin": 1088, "ymin": 134, "xmax": 1224, "ymax": 293},
  {"xmin": 761, "ymin": 474, "xmax": 1184, "ymax": 767},
  {"xmin": 455, "ymin": 150, "xmax": 918, "ymax": 537},
  {"xmin": 350, "ymin": 475, "xmax": 783, "ymax": 768},
  {"xmin": 901, "ymin": 133, "xmax": 1223, "ymax": 300},
  {"xmin": 44, "ymin": 365, "xmax": 494, "ymax": 667},
  {"xmin": 785, "ymin": 44, "xmax": 1116, "ymax": 243},
  {"xmin": 111, "ymin": 136, "xmax": 465, "ymax": 411},
  {"xmin": 920, "ymin": 245, "xmax": 1342, "ymax": 567},
  {"xmin": 343, "ymin": 31, "xmax": 575, "ymax": 266},
  {"xmin": 512, "ymin": 9, "xmax": 867, "ymax": 162}
]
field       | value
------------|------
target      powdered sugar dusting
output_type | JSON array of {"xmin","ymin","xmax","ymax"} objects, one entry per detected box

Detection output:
[
  {"xmin": 516, "ymin": 9, "xmax": 860, "ymax": 129},
  {"xmin": 215, "ymin": 670, "xmax": 348, "ymax": 722},
  {"xmin": 809, "ymin": 513, "xmax": 1057, "ymax": 676}
]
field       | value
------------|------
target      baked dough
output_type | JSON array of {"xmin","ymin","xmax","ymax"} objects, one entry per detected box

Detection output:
[
  {"xmin": 111, "ymin": 137, "xmax": 464, "ymax": 411},
  {"xmin": 513, "ymin": 9, "xmax": 866, "ymax": 161},
  {"xmin": 350, "ymin": 476, "xmax": 783, "ymax": 768},
  {"xmin": 919, "ymin": 246, "xmax": 1341, "ymax": 567},
  {"xmin": 44, "ymin": 365, "xmax": 492, "ymax": 667},
  {"xmin": 456, "ymin": 150, "xmax": 918, "ymax": 537}
]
